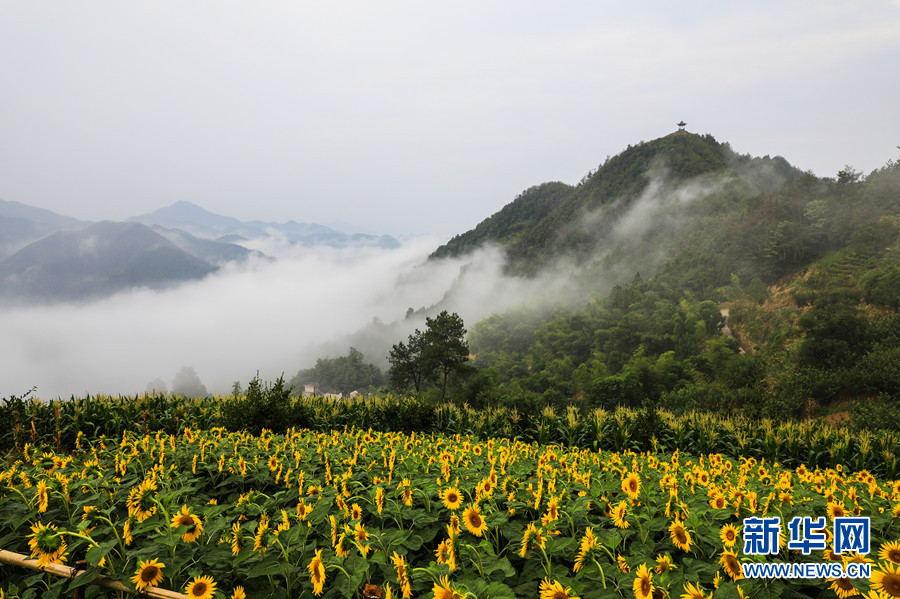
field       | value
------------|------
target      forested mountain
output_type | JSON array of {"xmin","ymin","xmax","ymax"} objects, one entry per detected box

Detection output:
[
  {"xmin": 400, "ymin": 132, "xmax": 900, "ymax": 429},
  {"xmin": 431, "ymin": 132, "xmax": 802, "ymax": 274}
]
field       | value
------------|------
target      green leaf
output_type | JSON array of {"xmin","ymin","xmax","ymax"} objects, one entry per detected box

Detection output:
[{"xmin": 66, "ymin": 566, "xmax": 102, "ymax": 590}]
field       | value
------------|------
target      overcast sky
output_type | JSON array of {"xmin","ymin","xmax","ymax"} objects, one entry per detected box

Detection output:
[{"xmin": 2, "ymin": 1, "xmax": 899, "ymax": 237}]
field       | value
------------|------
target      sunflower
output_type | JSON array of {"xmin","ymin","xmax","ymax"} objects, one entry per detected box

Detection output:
[
  {"xmin": 655, "ymin": 553, "xmax": 675, "ymax": 574},
  {"xmin": 538, "ymin": 578, "xmax": 580, "ymax": 599},
  {"xmin": 542, "ymin": 496, "xmax": 560, "ymax": 525},
  {"xmin": 442, "ymin": 487, "xmax": 463, "ymax": 510},
  {"xmin": 435, "ymin": 538, "xmax": 456, "ymax": 571},
  {"xmin": 375, "ymin": 487, "xmax": 385, "ymax": 514},
  {"xmin": 709, "ymin": 494, "xmax": 726, "ymax": 510},
  {"xmin": 126, "ymin": 478, "xmax": 158, "ymax": 522},
  {"xmin": 350, "ymin": 503, "xmax": 363, "ymax": 520},
  {"xmin": 828, "ymin": 501, "xmax": 847, "ymax": 519},
  {"xmin": 622, "ymin": 472, "xmax": 641, "ymax": 500},
  {"xmin": 617, "ymin": 554, "xmax": 630, "ymax": 573},
  {"xmin": 611, "ymin": 500, "xmax": 630, "ymax": 529},
  {"xmin": 35, "ymin": 480, "xmax": 49, "ymax": 513},
  {"xmin": 391, "ymin": 551, "xmax": 412, "ymax": 599},
  {"xmin": 170, "ymin": 505, "xmax": 203, "ymax": 542},
  {"xmin": 432, "ymin": 576, "xmax": 464, "ymax": 599},
  {"xmin": 669, "ymin": 519, "xmax": 692, "ymax": 552},
  {"xmin": 573, "ymin": 527, "xmax": 597, "ymax": 573},
  {"xmin": 880, "ymin": 540, "xmax": 900, "ymax": 565},
  {"xmin": 231, "ymin": 586, "xmax": 246, "ymax": 599},
  {"xmin": 680, "ymin": 582, "xmax": 708, "ymax": 599},
  {"xmin": 27, "ymin": 522, "xmax": 68, "ymax": 567},
  {"xmin": 230, "ymin": 521, "xmax": 242, "ymax": 556},
  {"xmin": 720, "ymin": 523, "xmax": 739, "ymax": 547},
  {"xmin": 463, "ymin": 504, "xmax": 487, "ymax": 537},
  {"xmin": 871, "ymin": 561, "xmax": 900, "ymax": 597},
  {"xmin": 185, "ymin": 575, "xmax": 216, "ymax": 599},
  {"xmin": 131, "ymin": 558, "xmax": 165, "ymax": 591},
  {"xmin": 719, "ymin": 549, "xmax": 743, "ymax": 581},
  {"xmin": 308, "ymin": 548, "xmax": 326, "ymax": 596},
  {"xmin": 633, "ymin": 563, "xmax": 654, "ymax": 599},
  {"xmin": 827, "ymin": 577, "xmax": 859, "ymax": 598}
]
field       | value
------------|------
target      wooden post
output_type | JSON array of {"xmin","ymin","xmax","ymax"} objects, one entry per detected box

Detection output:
[{"xmin": 0, "ymin": 549, "xmax": 188, "ymax": 599}]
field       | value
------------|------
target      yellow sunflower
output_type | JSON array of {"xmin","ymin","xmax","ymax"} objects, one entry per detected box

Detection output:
[
  {"xmin": 709, "ymin": 494, "xmax": 727, "ymax": 510},
  {"xmin": 391, "ymin": 551, "xmax": 412, "ymax": 599},
  {"xmin": 720, "ymin": 523, "xmax": 739, "ymax": 547},
  {"xmin": 633, "ymin": 563, "xmax": 654, "ymax": 599},
  {"xmin": 719, "ymin": 549, "xmax": 743, "ymax": 581},
  {"xmin": 871, "ymin": 561, "xmax": 900, "ymax": 597},
  {"xmin": 538, "ymin": 578, "xmax": 580, "ymax": 599},
  {"xmin": 432, "ymin": 576, "xmax": 464, "ymax": 599},
  {"xmin": 435, "ymin": 538, "xmax": 456, "ymax": 571},
  {"xmin": 35, "ymin": 480, "xmax": 49, "ymax": 513},
  {"xmin": 680, "ymin": 582, "xmax": 708, "ymax": 599},
  {"xmin": 827, "ymin": 577, "xmax": 859, "ymax": 598},
  {"xmin": 27, "ymin": 522, "xmax": 68, "ymax": 567},
  {"xmin": 669, "ymin": 519, "xmax": 692, "ymax": 552},
  {"xmin": 655, "ymin": 553, "xmax": 675, "ymax": 574},
  {"xmin": 617, "ymin": 554, "xmax": 630, "ymax": 573},
  {"xmin": 463, "ymin": 504, "xmax": 488, "ymax": 537},
  {"xmin": 170, "ymin": 505, "xmax": 203, "ymax": 543},
  {"xmin": 185, "ymin": 575, "xmax": 216, "ymax": 599},
  {"xmin": 880, "ymin": 540, "xmax": 900, "ymax": 566},
  {"xmin": 308, "ymin": 548, "xmax": 326, "ymax": 596},
  {"xmin": 441, "ymin": 487, "xmax": 463, "ymax": 510},
  {"xmin": 231, "ymin": 586, "xmax": 246, "ymax": 599},
  {"xmin": 828, "ymin": 501, "xmax": 847, "ymax": 519},
  {"xmin": 611, "ymin": 500, "xmax": 630, "ymax": 529},
  {"xmin": 622, "ymin": 472, "xmax": 640, "ymax": 500},
  {"xmin": 126, "ymin": 478, "xmax": 158, "ymax": 522},
  {"xmin": 573, "ymin": 527, "xmax": 597, "ymax": 573},
  {"xmin": 131, "ymin": 558, "xmax": 165, "ymax": 591}
]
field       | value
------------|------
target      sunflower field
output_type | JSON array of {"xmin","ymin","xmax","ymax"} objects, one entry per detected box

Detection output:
[{"xmin": 3, "ymin": 421, "xmax": 900, "ymax": 599}]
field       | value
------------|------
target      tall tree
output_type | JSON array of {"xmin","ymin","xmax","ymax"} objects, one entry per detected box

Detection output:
[
  {"xmin": 422, "ymin": 311, "xmax": 470, "ymax": 401},
  {"xmin": 388, "ymin": 329, "xmax": 428, "ymax": 392}
]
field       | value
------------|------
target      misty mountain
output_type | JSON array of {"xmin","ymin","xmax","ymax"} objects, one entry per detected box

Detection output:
[
  {"xmin": 131, "ymin": 201, "xmax": 401, "ymax": 249},
  {"xmin": 431, "ymin": 132, "xmax": 803, "ymax": 273},
  {"xmin": 0, "ymin": 199, "xmax": 84, "ymax": 260},
  {"xmin": 0, "ymin": 221, "xmax": 251, "ymax": 303}
]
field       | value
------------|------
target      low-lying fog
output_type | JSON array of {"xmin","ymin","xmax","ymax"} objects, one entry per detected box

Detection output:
[
  {"xmin": 0, "ymin": 234, "xmax": 568, "ymax": 400},
  {"xmin": 1, "ymin": 168, "xmax": 741, "ymax": 401}
]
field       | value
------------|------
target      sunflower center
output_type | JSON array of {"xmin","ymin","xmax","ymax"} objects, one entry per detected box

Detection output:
[
  {"xmin": 884, "ymin": 573, "xmax": 900, "ymax": 596},
  {"xmin": 141, "ymin": 566, "xmax": 159, "ymax": 582},
  {"xmin": 178, "ymin": 515, "xmax": 194, "ymax": 527},
  {"xmin": 469, "ymin": 513, "xmax": 482, "ymax": 527},
  {"xmin": 675, "ymin": 529, "xmax": 687, "ymax": 544},
  {"xmin": 552, "ymin": 592, "xmax": 568, "ymax": 599},
  {"xmin": 640, "ymin": 578, "xmax": 651, "ymax": 595},
  {"xmin": 890, "ymin": 549, "xmax": 900, "ymax": 563},
  {"xmin": 192, "ymin": 582, "xmax": 208, "ymax": 595},
  {"xmin": 835, "ymin": 578, "xmax": 853, "ymax": 590}
]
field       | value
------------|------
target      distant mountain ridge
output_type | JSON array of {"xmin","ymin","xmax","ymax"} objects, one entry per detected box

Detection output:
[
  {"xmin": 0, "ymin": 199, "xmax": 399, "ymax": 304},
  {"xmin": 131, "ymin": 201, "xmax": 400, "ymax": 249}
]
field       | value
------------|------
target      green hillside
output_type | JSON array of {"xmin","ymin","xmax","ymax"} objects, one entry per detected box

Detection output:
[
  {"xmin": 423, "ymin": 133, "xmax": 900, "ymax": 428},
  {"xmin": 431, "ymin": 132, "xmax": 802, "ymax": 275}
]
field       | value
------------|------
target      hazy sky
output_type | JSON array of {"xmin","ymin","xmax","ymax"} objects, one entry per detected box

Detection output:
[{"xmin": 2, "ymin": 1, "xmax": 899, "ymax": 236}]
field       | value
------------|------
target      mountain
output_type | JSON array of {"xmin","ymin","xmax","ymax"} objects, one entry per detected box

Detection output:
[
  {"xmin": 0, "ymin": 199, "xmax": 83, "ymax": 260},
  {"xmin": 131, "ymin": 201, "xmax": 401, "ymax": 249},
  {"xmin": 431, "ymin": 132, "xmax": 802, "ymax": 274},
  {"xmin": 439, "ymin": 132, "xmax": 899, "ymax": 426},
  {"xmin": 0, "ymin": 221, "xmax": 252, "ymax": 303}
]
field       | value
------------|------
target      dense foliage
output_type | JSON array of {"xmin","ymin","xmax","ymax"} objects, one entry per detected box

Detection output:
[{"xmin": 4, "ymin": 420, "xmax": 900, "ymax": 598}]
